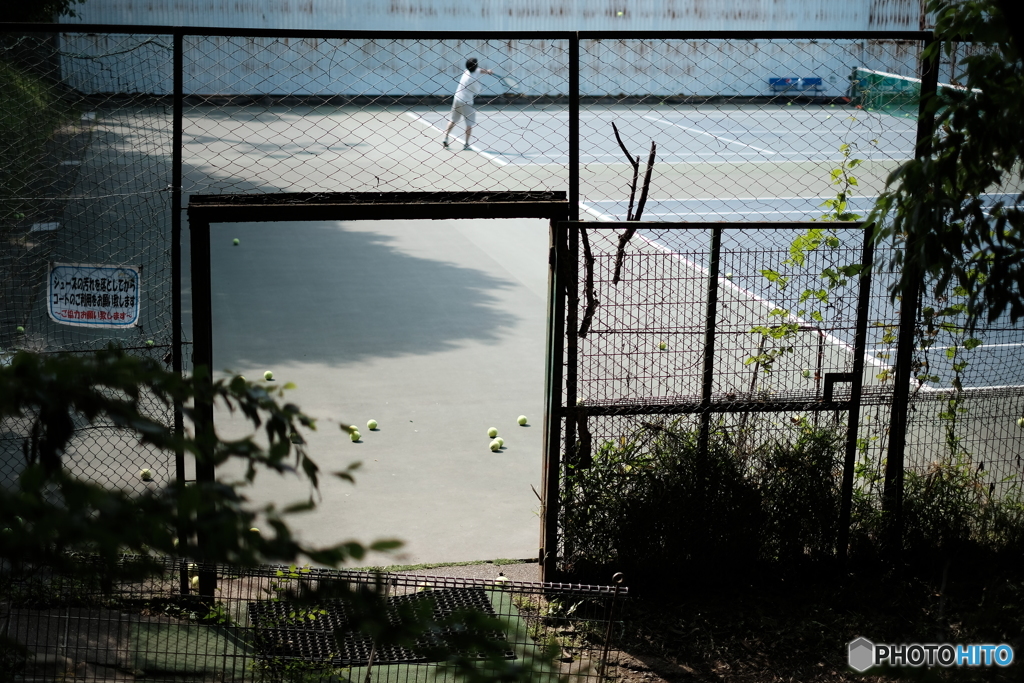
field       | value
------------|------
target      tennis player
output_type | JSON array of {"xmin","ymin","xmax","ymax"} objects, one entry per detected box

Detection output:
[{"xmin": 443, "ymin": 57, "xmax": 494, "ymax": 151}]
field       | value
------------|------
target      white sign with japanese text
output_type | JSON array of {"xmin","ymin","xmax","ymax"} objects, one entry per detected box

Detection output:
[{"xmin": 47, "ymin": 263, "xmax": 141, "ymax": 328}]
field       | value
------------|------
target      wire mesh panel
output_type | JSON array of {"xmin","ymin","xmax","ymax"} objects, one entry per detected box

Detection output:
[
  {"xmin": 1, "ymin": 31, "xmax": 178, "ymax": 494},
  {"xmin": 577, "ymin": 37, "xmax": 924, "ymax": 223},
  {"xmin": 555, "ymin": 222, "xmax": 878, "ymax": 580},
  {"xmin": 176, "ymin": 36, "xmax": 570, "ymax": 197},
  {"xmin": 0, "ymin": 558, "xmax": 627, "ymax": 683}
]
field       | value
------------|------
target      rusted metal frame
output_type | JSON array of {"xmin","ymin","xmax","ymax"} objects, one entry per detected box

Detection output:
[
  {"xmin": 569, "ymin": 32, "xmax": 580, "ymax": 222},
  {"xmin": 697, "ymin": 226, "xmax": 723, "ymax": 455},
  {"xmin": 563, "ymin": 224, "xmax": 581, "ymax": 488},
  {"xmin": 188, "ymin": 191, "xmax": 565, "ymax": 206},
  {"xmin": 555, "ymin": 223, "xmax": 580, "ymax": 580},
  {"xmin": 171, "ymin": 31, "xmax": 190, "ymax": 597},
  {"xmin": 549, "ymin": 33, "xmax": 581, "ymax": 582},
  {"xmin": 837, "ymin": 224, "xmax": 875, "ymax": 563},
  {"xmin": 187, "ymin": 192, "xmax": 569, "ymax": 591},
  {"xmin": 573, "ymin": 400, "xmax": 855, "ymax": 417},
  {"xmin": 541, "ymin": 219, "xmax": 569, "ymax": 583},
  {"xmin": 185, "ymin": 213, "xmax": 217, "ymax": 598},
  {"xmin": 187, "ymin": 192, "xmax": 567, "ymax": 224},
  {"xmin": 882, "ymin": 34, "xmax": 939, "ymax": 562}
]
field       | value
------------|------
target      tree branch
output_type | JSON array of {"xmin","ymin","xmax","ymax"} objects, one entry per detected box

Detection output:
[{"xmin": 578, "ymin": 226, "xmax": 600, "ymax": 337}]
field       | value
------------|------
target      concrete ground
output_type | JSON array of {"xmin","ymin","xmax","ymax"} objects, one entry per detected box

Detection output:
[{"xmin": 208, "ymin": 217, "xmax": 552, "ymax": 568}]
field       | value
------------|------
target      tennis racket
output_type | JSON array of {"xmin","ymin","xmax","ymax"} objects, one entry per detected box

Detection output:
[{"xmin": 494, "ymin": 73, "xmax": 523, "ymax": 95}]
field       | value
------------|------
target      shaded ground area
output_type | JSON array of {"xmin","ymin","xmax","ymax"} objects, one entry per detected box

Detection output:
[
  {"xmin": 602, "ymin": 569, "xmax": 1024, "ymax": 683},
  {"xmin": 5, "ymin": 559, "xmax": 1024, "ymax": 682}
]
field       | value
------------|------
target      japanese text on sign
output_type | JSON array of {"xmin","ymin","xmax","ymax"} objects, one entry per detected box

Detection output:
[{"xmin": 48, "ymin": 263, "xmax": 141, "ymax": 328}]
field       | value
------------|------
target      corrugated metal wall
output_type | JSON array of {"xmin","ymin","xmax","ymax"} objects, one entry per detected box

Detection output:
[
  {"xmin": 62, "ymin": 0, "xmax": 925, "ymax": 31},
  {"xmin": 57, "ymin": 33, "xmax": 924, "ymax": 97}
]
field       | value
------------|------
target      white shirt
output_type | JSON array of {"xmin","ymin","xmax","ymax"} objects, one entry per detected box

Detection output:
[{"xmin": 453, "ymin": 69, "xmax": 484, "ymax": 105}]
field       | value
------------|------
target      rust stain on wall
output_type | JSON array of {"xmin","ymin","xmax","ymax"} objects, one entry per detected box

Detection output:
[{"xmin": 868, "ymin": 0, "xmax": 921, "ymax": 29}]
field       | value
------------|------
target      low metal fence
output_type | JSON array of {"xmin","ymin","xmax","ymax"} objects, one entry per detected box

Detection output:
[{"xmin": 1, "ymin": 557, "xmax": 627, "ymax": 683}]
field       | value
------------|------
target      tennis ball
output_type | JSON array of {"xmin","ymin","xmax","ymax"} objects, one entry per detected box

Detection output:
[
  {"xmin": 616, "ymin": 10, "xmax": 623, "ymax": 15},
  {"xmin": 488, "ymin": 427, "xmax": 498, "ymax": 438},
  {"xmin": 725, "ymin": 273, "xmax": 733, "ymax": 280},
  {"xmin": 496, "ymin": 437, "xmax": 504, "ymax": 447},
  {"xmin": 490, "ymin": 439, "xmax": 501, "ymax": 452},
  {"xmin": 1017, "ymin": 417, "xmax": 1024, "ymax": 429},
  {"xmin": 233, "ymin": 238, "xmax": 240, "ymax": 245},
  {"xmin": 802, "ymin": 369, "xmax": 811, "ymax": 378},
  {"xmin": 139, "ymin": 468, "xmax": 153, "ymax": 481},
  {"xmin": 367, "ymin": 419, "xmax": 378, "ymax": 430},
  {"xmin": 264, "ymin": 370, "xmax": 273, "ymax": 380},
  {"xmin": 787, "ymin": 102, "xmax": 792, "ymax": 106},
  {"xmin": 16, "ymin": 326, "xmax": 24, "ymax": 334},
  {"xmin": 145, "ymin": 339, "xmax": 154, "ymax": 347},
  {"xmin": 351, "ymin": 430, "xmax": 361, "ymax": 442},
  {"xmin": 517, "ymin": 415, "xmax": 528, "ymax": 426},
  {"xmin": 659, "ymin": 342, "xmax": 667, "ymax": 350}
]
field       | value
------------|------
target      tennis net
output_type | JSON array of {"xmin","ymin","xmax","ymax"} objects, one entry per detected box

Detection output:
[{"xmin": 851, "ymin": 67, "xmax": 979, "ymax": 118}]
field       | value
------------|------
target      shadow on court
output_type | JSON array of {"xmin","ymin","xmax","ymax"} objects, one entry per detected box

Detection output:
[{"xmin": 208, "ymin": 220, "xmax": 521, "ymax": 370}]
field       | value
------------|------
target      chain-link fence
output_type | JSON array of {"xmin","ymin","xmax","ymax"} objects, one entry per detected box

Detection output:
[
  {"xmin": 2, "ymin": 25, "xmax": 1022, "ymax": 584},
  {"xmin": 1, "ymin": 556, "xmax": 627, "ymax": 682}
]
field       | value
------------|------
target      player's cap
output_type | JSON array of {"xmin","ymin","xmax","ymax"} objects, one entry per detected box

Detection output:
[{"xmin": 466, "ymin": 58, "xmax": 478, "ymax": 71}]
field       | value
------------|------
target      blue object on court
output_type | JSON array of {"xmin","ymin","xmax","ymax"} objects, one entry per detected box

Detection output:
[{"xmin": 768, "ymin": 77, "xmax": 823, "ymax": 94}]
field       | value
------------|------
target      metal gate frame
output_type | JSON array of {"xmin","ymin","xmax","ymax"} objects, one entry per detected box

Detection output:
[
  {"xmin": 186, "ymin": 191, "xmax": 569, "ymax": 594},
  {"xmin": 541, "ymin": 221, "xmax": 877, "ymax": 581}
]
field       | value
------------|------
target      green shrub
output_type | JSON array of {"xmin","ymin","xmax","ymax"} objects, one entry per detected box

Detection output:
[
  {"xmin": 561, "ymin": 417, "xmax": 844, "ymax": 584},
  {"xmin": 560, "ymin": 415, "xmax": 1024, "ymax": 586}
]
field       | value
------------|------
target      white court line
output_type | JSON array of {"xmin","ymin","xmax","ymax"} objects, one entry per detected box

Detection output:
[
  {"xmin": 406, "ymin": 112, "xmax": 911, "ymax": 165},
  {"xmin": 637, "ymin": 210, "xmax": 836, "ymax": 217},
  {"xmin": 404, "ymin": 112, "xmax": 509, "ymax": 166},
  {"xmin": 632, "ymin": 231, "xmax": 889, "ymax": 370},
  {"xmin": 583, "ymin": 190, "xmax": 1015, "ymax": 204},
  {"xmin": 588, "ymin": 195, "xmax": 834, "ymax": 203},
  {"xmin": 579, "ymin": 202, "xmax": 617, "ymax": 222},
  {"xmin": 643, "ymin": 115, "xmax": 776, "ymax": 154}
]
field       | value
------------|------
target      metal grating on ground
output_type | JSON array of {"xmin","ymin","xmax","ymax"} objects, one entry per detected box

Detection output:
[
  {"xmin": 1, "ymin": 557, "xmax": 627, "ymax": 682},
  {"xmin": 248, "ymin": 586, "xmax": 514, "ymax": 666}
]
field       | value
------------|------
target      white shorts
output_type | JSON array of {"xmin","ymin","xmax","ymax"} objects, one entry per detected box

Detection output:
[{"xmin": 449, "ymin": 100, "xmax": 476, "ymax": 127}]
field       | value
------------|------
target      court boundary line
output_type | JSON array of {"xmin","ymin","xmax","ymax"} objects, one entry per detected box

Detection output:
[
  {"xmin": 632, "ymin": 231, "xmax": 890, "ymax": 371},
  {"xmin": 405, "ymin": 110, "xmax": 914, "ymax": 165},
  {"xmin": 642, "ymin": 115, "xmax": 777, "ymax": 154},
  {"xmin": 404, "ymin": 111, "xmax": 510, "ymax": 166}
]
